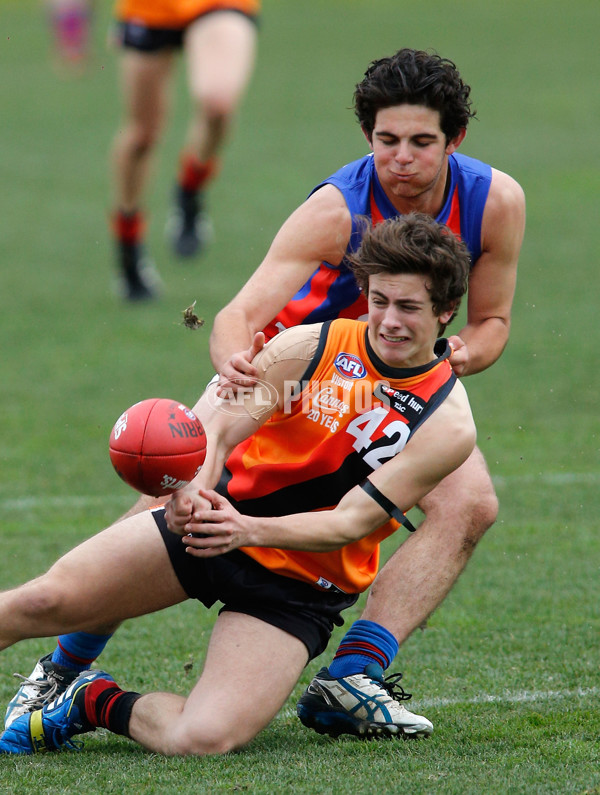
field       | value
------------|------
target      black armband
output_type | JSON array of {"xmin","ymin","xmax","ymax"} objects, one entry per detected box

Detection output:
[{"xmin": 360, "ymin": 479, "xmax": 417, "ymax": 533}]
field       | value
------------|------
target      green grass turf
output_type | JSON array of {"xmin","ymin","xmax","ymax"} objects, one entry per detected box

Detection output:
[{"xmin": 1, "ymin": 0, "xmax": 599, "ymax": 792}]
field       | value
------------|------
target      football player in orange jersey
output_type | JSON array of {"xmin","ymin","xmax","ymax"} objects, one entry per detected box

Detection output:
[
  {"xmin": 109, "ymin": 1, "xmax": 259, "ymax": 300},
  {"xmin": 207, "ymin": 47, "xmax": 525, "ymax": 738},
  {"xmin": 1, "ymin": 215, "xmax": 475, "ymax": 755}
]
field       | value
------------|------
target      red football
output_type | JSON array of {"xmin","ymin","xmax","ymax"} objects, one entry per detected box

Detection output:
[{"xmin": 109, "ymin": 398, "xmax": 207, "ymax": 496}]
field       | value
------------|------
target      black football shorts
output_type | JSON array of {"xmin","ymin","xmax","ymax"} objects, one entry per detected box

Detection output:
[{"xmin": 153, "ymin": 508, "xmax": 358, "ymax": 660}]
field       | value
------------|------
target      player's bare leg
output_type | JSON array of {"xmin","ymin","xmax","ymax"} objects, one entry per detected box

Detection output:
[
  {"xmin": 0, "ymin": 512, "xmax": 187, "ymax": 651},
  {"xmin": 110, "ymin": 49, "xmax": 175, "ymax": 299},
  {"xmin": 111, "ymin": 50, "xmax": 175, "ymax": 212},
  {"xmin": 183, "ymin": 11, "xmax": 257, "ymax": 160},
  {"xmin": 168, "ymin": 11, "xmax": 257, "ymax": 257},
  {"xmin": 127, "ymin": 612, "xmax": 308, "ymax": 755}
]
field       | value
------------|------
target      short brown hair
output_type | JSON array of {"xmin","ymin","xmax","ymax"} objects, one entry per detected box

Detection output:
[{"xmin": 348, "ymin": 213, "xmax": 470, "ymax": 325}]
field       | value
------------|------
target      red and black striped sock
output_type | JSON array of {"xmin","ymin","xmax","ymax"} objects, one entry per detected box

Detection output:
[
  {"xmin": 81, "ymin": 678, "xmax": 142, "ymax": 738},
  {"xmin": 177, "ymin": 154, "xmax": 218, "ymax": 193},
  {"xmin": 111, "ymin": 209, "xmax": 145, "ymax": 246}
]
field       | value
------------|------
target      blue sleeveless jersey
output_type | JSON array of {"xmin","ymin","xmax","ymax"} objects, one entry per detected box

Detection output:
[{"xmin": 264, "ymin": 152, "xmax": 491, "ymax": 340}]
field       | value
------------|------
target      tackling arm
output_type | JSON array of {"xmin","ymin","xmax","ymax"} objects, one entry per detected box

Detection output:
[{"xmin": 449, "ymin": 168, "xmax": 525, "ymax": 376}]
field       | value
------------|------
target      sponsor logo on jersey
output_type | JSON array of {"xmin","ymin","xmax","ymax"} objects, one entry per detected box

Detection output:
[
  {"xmin": 312, "ymin": 386, "xmax": 350, "ymax": 417},
  {"xmin": 374, "ymin": 384, "xmax": 425, "ymax": 419},
  {"xmin": 331, "ymin": 371, "xmax": 354, "ymax": 391},
  {"xmin": 333, "ymin": 352, "xmax": 367, "ymax": 380}
]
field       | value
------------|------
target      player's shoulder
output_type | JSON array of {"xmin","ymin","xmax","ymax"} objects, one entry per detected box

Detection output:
[
  {"xmin": 447, "ymin": 376, "xmax": 474, "ymax": 416},
  {"xmin": 274, "ymin": 185, "xmax": 351, "ymax": 267},
  {"xmin": 306, "ymin": 153, "xmax": 373, "ymax": 212},
  {"xmin": 478, "ymin": 167, "xmax": 526, "ymax": 235},
  {"xmin": 488, "ymin": 167, "xmax": 526, "ymax": 210},
  {"xmin": 454, "ymin": 150, "xmax": 524, "ymax": 208},
  {"xmin": 296, "ymin": 183, "xmax": 352, "ymax": 237},
  {"xmin": 304, "ymin": 181, "xmax": 352, "ymax": 213},
  {"xmin": 316, "ymin": 153, "xmax": 374, "ymax": 190}
]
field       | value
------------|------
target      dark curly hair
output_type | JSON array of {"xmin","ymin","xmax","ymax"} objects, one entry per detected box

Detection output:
[
  {"xmin": 354, "ymin": 48, "xmax": 476, "ymax": 142},
  {"xmin": 348, "ymin": 214, "xmax": 470, "ymax": 326}
]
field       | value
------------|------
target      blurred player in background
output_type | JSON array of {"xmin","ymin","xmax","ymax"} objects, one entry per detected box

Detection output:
[
  {"xmin": 46, "ymin": 0, "xmax": 94, "ymax": 76},
  {"xmin": 110, "ymin": 0, "xmax": 260, "ymax": 301}
]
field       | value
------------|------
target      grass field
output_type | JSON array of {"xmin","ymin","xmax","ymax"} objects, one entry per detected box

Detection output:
[{"xmin": 1, "ymin": 0, "xmax": 599, "ymax": 792}]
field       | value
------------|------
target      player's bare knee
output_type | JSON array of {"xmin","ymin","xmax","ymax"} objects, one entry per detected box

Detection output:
[
  {"xmin": 477, "ymin": 487, "xmax": 499, "ymax": 531},
  {"xmin": 194, "ymin": 94, "xmax": 234, "ymax": 129},
  {"xmin": 16, "ymin": 576, "xmax": 68, "ymax": 621},
  {"xmin": 124, "ymin": 123, "xmax": 161, "ymax": 159},
  {"xmin": 457, "ymin": 489, "xmax": 498, "ymax": 543},
  {"xmin": 428, "ymin": 476, "xmax": 497, "ymax": 530},
  {"xmin": 131, "ymin": 134, "xmax": 157, "ymax": 159},
  {"xmin": 170, "ymin": 722, "xmax": 242, "ymax": 756},
  {"xmin": 457, "ymin": 494, "xmax": 498, "ymax": 557}
]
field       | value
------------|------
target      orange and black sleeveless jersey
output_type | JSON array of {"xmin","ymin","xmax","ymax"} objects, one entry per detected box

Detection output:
[
  {"xmin": 115, "ymin": 0, "xmax": 260, "ymax": 29},
  {"xmin": 216, "ymin": 318, "xmax": 456, "ymax": 594}
]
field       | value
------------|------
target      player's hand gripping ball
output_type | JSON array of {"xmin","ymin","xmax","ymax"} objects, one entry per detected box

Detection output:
[{"xmin": 109, "ymin": 398, "xmax": 206, "ymax": 496}]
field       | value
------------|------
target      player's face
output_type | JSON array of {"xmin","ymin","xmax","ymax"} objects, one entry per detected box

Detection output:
[
  {"xmin": 366, "ymin": 272, "xmax": 453, "ymax": 368},
  {"xmin": 368, "ymin": 104, "xmax": 465, "ymax": 213}
]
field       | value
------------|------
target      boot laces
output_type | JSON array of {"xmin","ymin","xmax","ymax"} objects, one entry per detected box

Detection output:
[
  {"xmin": 12, "ymin": 670, "xmax": 61, "ymax": 710},
  {"xmin": 379, "ymin": 671, "xmax": 412, "ymax": 703}
]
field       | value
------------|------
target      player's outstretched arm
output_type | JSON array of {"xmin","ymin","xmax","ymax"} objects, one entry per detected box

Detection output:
[{"xmin": 166, "ymin": 328, "xmax": 316, "ymax": 534}]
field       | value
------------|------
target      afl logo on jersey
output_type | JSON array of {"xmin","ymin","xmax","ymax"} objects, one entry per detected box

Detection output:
[{"xmin": 334, "ymin": 352, "xmax": 367, "ymax": 380}]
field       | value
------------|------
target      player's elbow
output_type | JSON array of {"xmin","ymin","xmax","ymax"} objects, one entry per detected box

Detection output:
[
  {"xmin": 213, "ymin": 302, "xmax": 251, "ymax": 332},
  {"xmin": 328, "ymin": 504, "xmax": 382, "ymax": 548}
]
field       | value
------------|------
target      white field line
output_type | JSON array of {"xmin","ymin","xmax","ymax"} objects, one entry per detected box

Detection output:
[
  {"xmin": 0, "ymin": 495, "xmax": 131, "ymax": 511},
  {"xmin": 278, "ymin": 685, "xmax": 600, "ymax": 720},
  {"xmin": 2, "ymin": 471, "xmax": 599, "ymax": 513},
  {"xmin": 492, "ymin": 471, "xmax": 600, "ymax": 488},
  {"xmin": 417, "ymin": 685, "xmax": 600, "ymax": 709}
]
